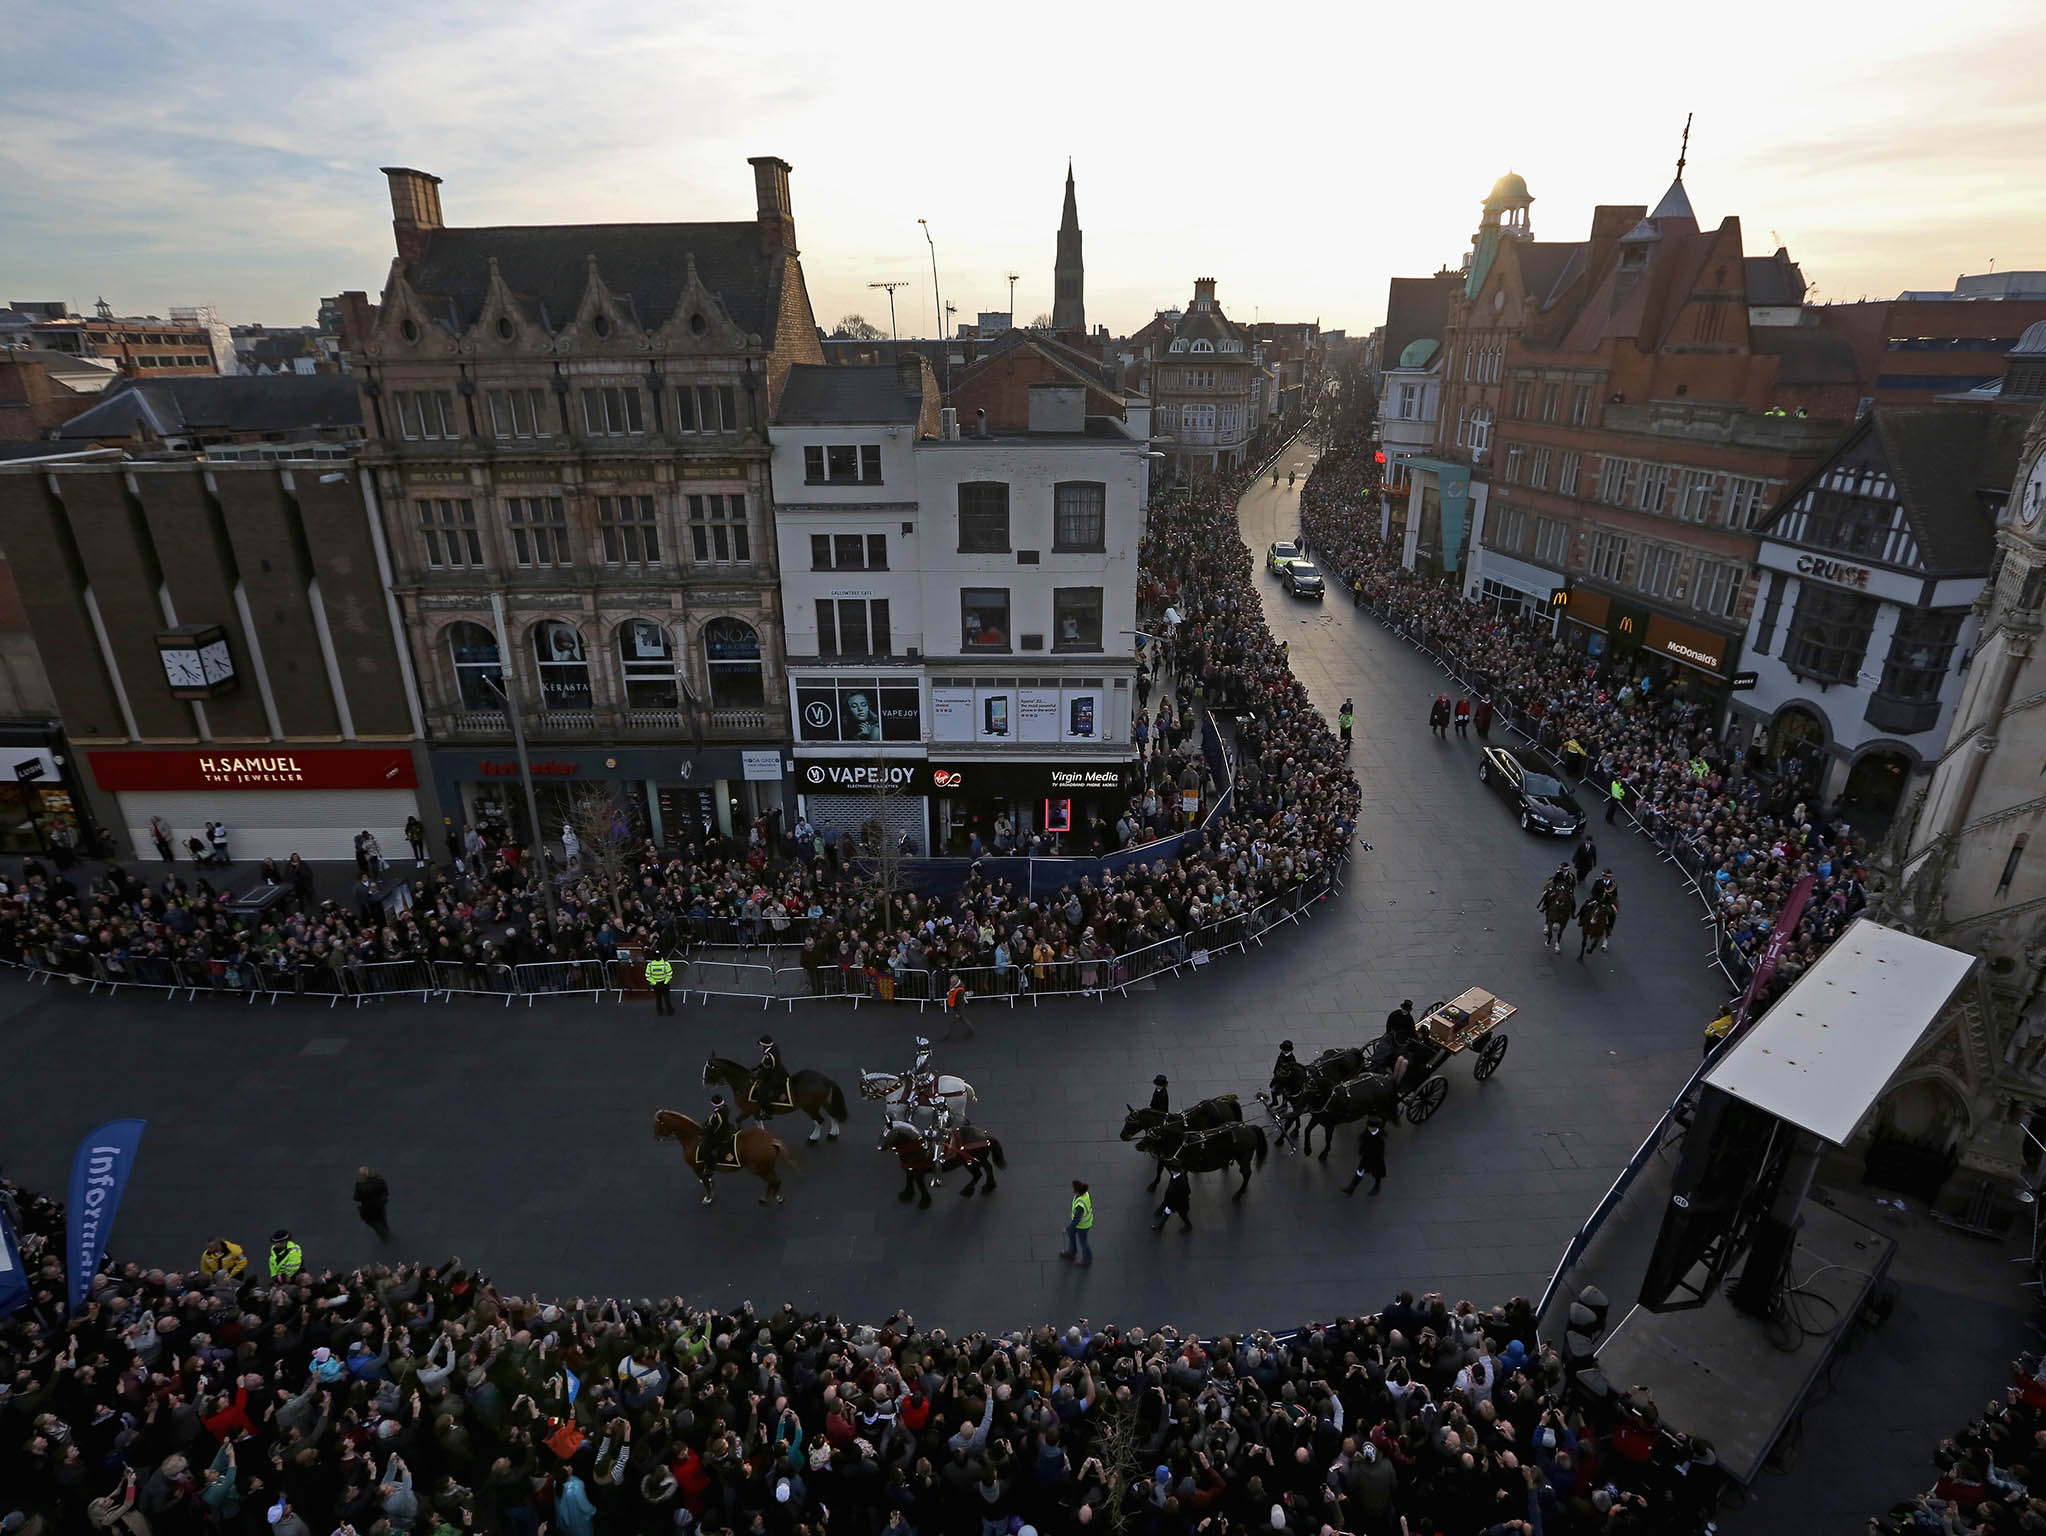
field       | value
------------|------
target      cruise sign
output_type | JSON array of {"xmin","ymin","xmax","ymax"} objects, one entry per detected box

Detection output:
[{"xmin": 1795, "ymin": 553, "xmax": 1872, "ymax": 590}]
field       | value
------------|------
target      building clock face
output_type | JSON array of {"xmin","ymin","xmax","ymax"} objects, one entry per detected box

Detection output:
[
  {"xmin": 2022, "ymin": 459, "xmax": 2046, "ymax": 528},
  {"xmin": 161, "ymin": 649, "xmax": 205, "ymax": 688},
  {"xmin": 199, "ymin": 638, "xmax": 234, "ymax": 684}
]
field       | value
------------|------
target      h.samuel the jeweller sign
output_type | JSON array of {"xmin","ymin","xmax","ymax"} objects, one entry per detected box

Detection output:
[{"xmin": 89, "ymin": 748, "xmax": 418, "ymax": 792}]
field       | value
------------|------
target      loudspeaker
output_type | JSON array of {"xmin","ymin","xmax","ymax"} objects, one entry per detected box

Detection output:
[{"xmin": 1730, "ymin": 1214, "xmax": 1798, "ymax": 1317}]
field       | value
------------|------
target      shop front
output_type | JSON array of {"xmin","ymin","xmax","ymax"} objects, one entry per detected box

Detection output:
[
  {"xmin": 791, "ymin": 755, "xmax": 1144, "ymax": 858},
  {"xmin": 429, "ymin": 744, "xmax": 789, "ymax": 856},
  {"xmin": 929, "ymin": 757, "xmax": 1143, "ymax": 856},
  {"xmin": 0, "ymin": 728, "xmax": 92, "ymax": 858},
  {"xmin": 87, "ymin": 746, "xmax": 423, "ymax": 862},
  {"xmin": 1561, "ymin": 589, "xmax": 1743, "ymax": 705}
]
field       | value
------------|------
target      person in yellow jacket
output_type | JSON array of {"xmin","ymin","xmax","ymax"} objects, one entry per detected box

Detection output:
[
  {"xmin": 1060, "ymin": 1180, "xmax": 1094, "ymax": 1266},
  {"xmin": 646, "ymin": 953, "xmax": 675, "ymax": 1016},
  {"xmin": 199, "ymin": 1237, "xmax": 246, "ymax": 1280},
  {"xmin": 268, "ymin": 1229, "xmax": 303, "ymax": 1279},
  {"xmin": 1704, "ymin": 1009, "xmax": 1735, "ymax": 1057}
]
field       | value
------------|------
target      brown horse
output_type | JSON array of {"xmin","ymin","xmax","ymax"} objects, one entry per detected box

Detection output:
[
  {"xmin": 882, "ymin": 1120, "xmax": 1006, "ymax": 1208},
  {"xmin": 653, "ymin": 1110, "xmax": 788, "ymax": 1205}
]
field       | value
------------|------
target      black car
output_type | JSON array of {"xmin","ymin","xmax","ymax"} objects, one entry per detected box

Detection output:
[
  {"xmin": 1284, "ymin": 562, "xmax": 1326, "ymax": 599},
  {"xmin": 1476, "ymin": 745, "xmax": 1586, "ymax": 836}
]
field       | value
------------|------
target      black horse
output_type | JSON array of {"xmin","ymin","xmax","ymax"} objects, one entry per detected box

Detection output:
[
  {"xmin": 1120, "ymin": 1093, "xmax": 1244, "ymax": 1190},
  {"xmin": 882, "ymin": 1121, "xmax": 1006, "ymax": 1209},
  {"xmin": 1135, "ymin": 1121, "xmax": 1268, "ymax": 1199},
  {"xmin": 1266, "ymin": 1046, "xmax": 1368, "ymax": 1149},
  {"xmin": 1299, "ymin": 1070, "xmax": 1403, "ymax": 1160}
]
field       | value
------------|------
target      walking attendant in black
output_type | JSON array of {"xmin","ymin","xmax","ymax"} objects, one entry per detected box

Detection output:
[
  {"xmin": 354, "ymin": 1166, "xmax": 391, "ymax": 1239},
  {"xmin": 1149, "ymin": 1074, "xmax": 1170, "ymax": 1114},
  {"xmin": 1151, "ymin": 1161, "xmax": 1194, "ymax": 1229},
  {"xmin": 1343, "ymin": 1118, "xmax": 1387, "ymax": 1196}
]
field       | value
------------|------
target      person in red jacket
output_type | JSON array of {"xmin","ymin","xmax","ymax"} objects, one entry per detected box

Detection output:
[{"xmin": 202, "ymin": 1380, "xmax": 255, "ymax": 1442}]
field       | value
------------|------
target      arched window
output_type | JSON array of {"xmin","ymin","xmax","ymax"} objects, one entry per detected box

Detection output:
[
  {"xmin": 619, "ymin": 619, "xmax": 678, "ymax": 710},
  {"xmin": 448, "ymin": 622, "xmax": 502, "ymax": 709},
  {"xmin": 532, "ymin": 620, "xmax": 592, "ymax": 710},
  {"xmin": 1191, "ymin": 338, "xmax": 1213, "ymax": 353},
  {"xmin": 702, "ymin": 617, "xmax": 763, "ymax": 707}
]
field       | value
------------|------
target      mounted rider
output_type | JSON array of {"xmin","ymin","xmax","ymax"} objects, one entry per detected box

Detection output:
[
  {"xmin": 907, "ymin": 1035, "xmax": 937, "ymax": 1108},
  {"xmin": 753, "ymin": 1033, "xmax": 791, "ymax": 1110},
  {"xmin": 698, "ymin": 1092, "xmax": 738, "ymax": 1177}
]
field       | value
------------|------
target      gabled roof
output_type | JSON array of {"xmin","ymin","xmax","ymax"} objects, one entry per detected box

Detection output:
[
  {"xmin": 3, "ymin": 348, "xmax": 122, "ymax": 393},
  {"xmin": 1762, "ymin": 407, "xmax": 2024, "ymax": 576},
  {"xmin": 404, "ymin": 222, "xmax": 785, "ymax": 343},
  {"xmin": 54, "ymin": 376, "xmax": 362, "ymax": 441},
  {"xmin": 1874, "ymin": 408, "xmax": 2026, "ymax": 574},
  {"xmin": 774, "ymin": 363, "xmax": 926, "ymax": 425},
  {"xmin": 1380, "ymin": 274, "xmax": 1458, "ymax": 373},
  {"xmin": 1517, "ymin": 243, "xmax": 1585, "ymax": 311},
  {"xmin": 1744, "ymin": 250, "xmax": 1806, "ymax": 308}
]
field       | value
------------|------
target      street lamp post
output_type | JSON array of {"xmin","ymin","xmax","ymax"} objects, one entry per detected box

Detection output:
[
  {"xmin": 917, "ymin": 219, "xmax": 943, "ymax": 344},
  {"xmin": 487, "ymin": 591, "xmax": 558, "ymax": 929}
]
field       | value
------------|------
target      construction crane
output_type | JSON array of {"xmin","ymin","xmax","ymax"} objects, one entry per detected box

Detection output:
[{"xmin": 867, "ymin": 281, "xmax": 911, "ymax": 341}]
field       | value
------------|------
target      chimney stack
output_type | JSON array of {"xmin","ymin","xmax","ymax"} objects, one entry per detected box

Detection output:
[
  {"xmin": 382, "ymin": 167, "xmax": 444, "ymax": 265},
  {"xmin": 749, "ymin": 155, "xmax": 797, "ymax": 256},
  {"xmin": 1193, "ymin": 277, "xmax": 1217, "ymax": 310},
  {"xmin": 896, "ymin": 351, "xmax": 924, "ymax": 402}
]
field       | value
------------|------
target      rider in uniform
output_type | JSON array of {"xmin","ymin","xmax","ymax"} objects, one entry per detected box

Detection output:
[
  {"xmin": 754, "ymin": 1033, "xmax": 790, "ymax": 1110},
  {"xmin": 909, "ymin": 1036, "xmax": 936, "ymax": 1104},
  {"xmin": 1588, "ymin": 868, "xmax": 1621, "ymax": 951},
  {"xmin": 1150, "ymin": 1074, "xmax": 1171, "ymax": 1114},
  {"xmin": 698, "ymin": 1093, "xmax": 737, "ymax": 1192}
]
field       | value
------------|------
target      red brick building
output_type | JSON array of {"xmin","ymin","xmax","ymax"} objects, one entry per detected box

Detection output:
[
  {"xmin": 1446, "ymin": 167, "xmax": 1872, "ymax": 695},
  {"xmin": 947, "ymin": 333, "xmax": 1124, "ymax": 433}
]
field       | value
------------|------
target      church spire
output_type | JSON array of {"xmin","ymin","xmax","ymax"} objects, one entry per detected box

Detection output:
[{"xmin": 1053, "ymin": 160, "xmax": 1085, "ymax": 333}]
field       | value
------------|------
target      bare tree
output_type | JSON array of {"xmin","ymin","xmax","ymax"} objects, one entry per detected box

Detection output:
[
  {"xmin": 570, "ymin": 788, "xmax": 630, "ymax": 918},
  {"xmin": 1029, "ymin": 312, "xmax": 1054, "ymax": 328},
  {"xmin": 831, "ymin": 313, "xmax": 885, "ymax": 340}
]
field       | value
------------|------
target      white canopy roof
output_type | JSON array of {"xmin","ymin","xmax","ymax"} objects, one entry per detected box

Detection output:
[{"xmin": 1704, "ymin": 918, "xmax": 1975, "ymax": 1145}]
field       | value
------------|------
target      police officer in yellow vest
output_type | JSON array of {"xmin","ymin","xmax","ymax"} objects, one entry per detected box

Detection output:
[
  {"xmin": 268, "ymin": 1229, "xmax": 303, "ymax": 1279},
  {"xmin": 1061, "ymin": 1180, "xmax": 1094, "ymax": 1265},
  {"xmin": 646, "ymin": 953, "xmax": 675, "ymax": 1015}
]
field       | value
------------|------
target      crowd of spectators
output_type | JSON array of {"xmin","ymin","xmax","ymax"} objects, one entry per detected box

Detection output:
[
  {"xmin": 0, "ymin": 1176, "xmax": 1718, "ymax": 1536},
  {"xmin": 1295, "ymin": 447, "xmax": 1872, "ymax": 997},
  {"xmin": 1869, "ymin": 1350, "xmax": 2046, "ymax": 1533},
  {"xmin": 0, "ymin": 472, "xmax": 1356, "ymax": 1009}
]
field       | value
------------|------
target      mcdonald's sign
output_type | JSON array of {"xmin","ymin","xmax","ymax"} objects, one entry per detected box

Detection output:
[{"xmin": 1550, "ymin": 588, "xmax": 1570, "ymax": 608}]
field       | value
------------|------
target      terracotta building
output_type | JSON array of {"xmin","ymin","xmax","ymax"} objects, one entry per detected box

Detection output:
[
  {"xmin": 1441, "ymin": 162, "xmax": 1868, "ymax": 697},
  {"xmin": 337, "ymin": 154, "xmax": 824, "ymax": 852}
]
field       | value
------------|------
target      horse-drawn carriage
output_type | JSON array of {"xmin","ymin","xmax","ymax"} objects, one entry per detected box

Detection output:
[
  {"xmin": 1388, "ymin": 987, "xmax": 1515, "ymax": 1124},
  {"xmin": 1266, "ymin": 985, "xmax": 1515, "ymax": 1155}
]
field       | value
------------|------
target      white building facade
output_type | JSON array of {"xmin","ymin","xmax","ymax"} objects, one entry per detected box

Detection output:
[
  {"xmin": 773, "ymin": 371, "xmax": 1145, "ymax": 855},
  {"xmin": 1730, "ymin": 408, "xmax": 2023, "ymax": 821}
]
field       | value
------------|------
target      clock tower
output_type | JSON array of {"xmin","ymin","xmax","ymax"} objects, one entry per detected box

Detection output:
[{"xmin": 1889, "ymin": 398, "xmax": 2046, "ymax": 1183}]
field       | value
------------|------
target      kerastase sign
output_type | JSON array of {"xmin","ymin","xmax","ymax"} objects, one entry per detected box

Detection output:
[{"xmin": 89, "ymin": 748, "xmax": 418, "ymax": 792}]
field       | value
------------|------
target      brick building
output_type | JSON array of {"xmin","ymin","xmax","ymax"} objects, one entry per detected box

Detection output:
[
  {"xmin": 0, "ymin": 349, "xmax": 120, "ymax": 440},
  {"xmin": 1149, "ymin": 279, "xmax": 1258, "ymax": 476},
  {"xmin": 946, "ymin": 331, "xmax": 1126, "ymax": 433},
  {"xmin": 0, "ymin": 456, "xmax": 424, "ymax": 859},
  {"xmin": 1822, "ymin": 287, "xmax": 2046, "ymax": 408},
  {"xmin": 1436, "ymin": 164, "xmax": 1870, "ymax": 698},
  {"xmin": 338, "ymin": 154, "xmax": 825, "ymax": 852},
  {"xmin": 24, "ymin": 300, "xmax": 224, "ymax": 377}
]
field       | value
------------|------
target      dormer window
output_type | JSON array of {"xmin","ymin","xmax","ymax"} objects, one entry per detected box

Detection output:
[
  {"xmin": 1191, "ymin": 339, "xmax": 1214, "ymax": 353},
  {"xmin": 1169, "ymin": 339, "xmax": 1189, "ymax": 353}
]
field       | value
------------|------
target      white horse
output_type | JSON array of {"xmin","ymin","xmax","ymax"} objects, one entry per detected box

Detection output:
[{"xmin": 860, "ymin": 1070, "xmax": 977, "ymax": 1146}]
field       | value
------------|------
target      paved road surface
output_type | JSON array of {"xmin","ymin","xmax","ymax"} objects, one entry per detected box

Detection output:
[{"xmin": 0, "ymin": 464, "xmax": 1723, "ymax": 1334}]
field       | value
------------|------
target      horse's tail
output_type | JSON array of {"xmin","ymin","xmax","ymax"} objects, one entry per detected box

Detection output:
[
  {"xmin": 989, "ymin": 1137, "xmax": 1006, "ymax": 1169},
  {"xmin": 827, "ymin": 1080, "xmax": 849, "ymax": 1122},
  {"xmin": 773, "ymin": 1138, "xmax": 797, "ymax": 1172},
  {"xmin": 966, "ymin": 1082, "xmax": 979, "ymax": 1102},
  {"xmin": 1252, "ymin": 1125, "xmax": 1268, "ymax": 1169}
]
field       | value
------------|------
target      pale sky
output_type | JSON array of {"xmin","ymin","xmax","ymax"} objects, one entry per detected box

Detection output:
[{"xmin": 3, "ymin": 0, "xmax": 2042, "ymax": 338}]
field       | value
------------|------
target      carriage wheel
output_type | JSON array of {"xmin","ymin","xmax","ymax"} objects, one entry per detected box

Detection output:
[
  {"xmin": 1405, "ymin": 1074, "xmax": 1448, "ymax": 1124},
  {"xmin": 1426, "ymin": 999, "xmax": 1446, "ymax": 1017},
  {"xmin": 1474, "ymin": 1032, "xmax": 1510, "ymax": 1081}
]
